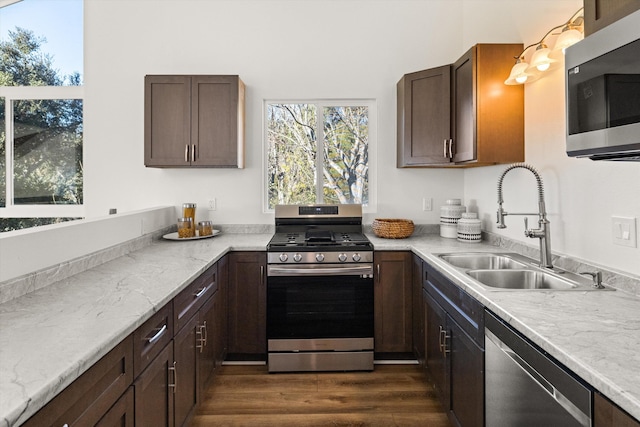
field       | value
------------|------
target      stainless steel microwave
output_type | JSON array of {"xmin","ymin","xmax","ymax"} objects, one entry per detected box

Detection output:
[{"xmin": 565, "ymin": 9, "xmax": 640, "ymax": 161}]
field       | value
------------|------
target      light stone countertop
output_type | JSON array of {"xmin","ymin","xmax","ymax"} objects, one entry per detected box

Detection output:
[{"xmin": 1, "ymin": 231, "xmax": 640, "ymax": 426}]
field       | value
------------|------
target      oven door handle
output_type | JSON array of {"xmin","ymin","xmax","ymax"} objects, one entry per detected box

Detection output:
[{"xmin": 268, "ymin": 265, "xmax": 373, "ymax": 277}]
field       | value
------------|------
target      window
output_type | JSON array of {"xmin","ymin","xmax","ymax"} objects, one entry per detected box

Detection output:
[
  {"xmin": 0, "ymin": 0, "xmax": 83, "ymax": 231},
  {"xmin": 265, "ymin": 100, "xmax": 375, "ymax": 210}
]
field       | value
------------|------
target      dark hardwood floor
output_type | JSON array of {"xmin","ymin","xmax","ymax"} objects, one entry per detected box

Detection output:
[{"xmin": 191, "ymin": 364, "xmax": 451, "ymax": 426}]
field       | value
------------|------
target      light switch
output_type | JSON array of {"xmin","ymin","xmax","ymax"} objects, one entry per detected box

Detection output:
[{"xmin": 612, "ymin": 216, "xmax": 637, "ymax": 247}]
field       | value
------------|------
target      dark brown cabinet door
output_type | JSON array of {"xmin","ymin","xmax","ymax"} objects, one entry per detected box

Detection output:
[
  {"xmin": 191, "ymin": 76, "xmax": 243, "ymax": 167},
  {"xmin": 452, "ymin": 44, "xmax": 524, "ymax": 166},
  {"xmin": 374, "ymin": 251, "xmax": 413, "ymax": 354},
  {"xmin": 424, "ymin": 289, "xmax": 448, "ymax": 404},
  {"xmin": 144, "ymin": 75, "xmax": 191, "ymax": 167},
  {"xmin": 594, "ymin": 392, "xmax": 640, "ymax": 427},
  {"xmin": 448, "ymin": 316, "xmax": 484, "ymax": 427},
  {"xmin": 412, "ymin": 255, "xmax": 425, "ymax": 366},
  {"xmin": 397, "ymin": 65, "xmax": 452, "ymax": 167},
  {"xmin": 198, "ymin": 292, "xmax": 216, "ymax": 393},
  {"xmin": 174, "ymin": 315, "xmax": 199, "ymax": 427},
  {"xmin": 134, "ymin": 343, "xmax": 174, "ymax": 427},
  {"xmin": 214, "ymin": 254, "xmax": 229, "ymax": 369},
  {"xmin": 227, "ymin": 252, "xmax": 267, "ymax": 357},
  {"xmin": 95, "ymin": 386, "xmax": 134, "ymax": 427}
]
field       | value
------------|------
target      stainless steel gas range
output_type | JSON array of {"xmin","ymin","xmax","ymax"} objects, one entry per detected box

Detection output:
[{"xmin": 266, "ymin": 204, "xmax": 374, "ymax": 373}]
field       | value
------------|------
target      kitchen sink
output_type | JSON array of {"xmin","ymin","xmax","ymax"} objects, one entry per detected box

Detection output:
[
  {"xmin": 439, "ymin": 253, "xmax": 528, "ymax": 270},
  {"xmin": 436, "ymin": 252, "xmax": 610, "ymax": 292},
  {"xmin": 466, "ymin": 269, "xmax": 578, "ymax": 290}
]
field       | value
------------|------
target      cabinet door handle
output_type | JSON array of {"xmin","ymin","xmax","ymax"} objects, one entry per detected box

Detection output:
[
  {"xmin": 148, "ymin": 324, "xmax": 167, "ymax": 344},
  {"xmin": 441, "ymin": 327, "xmax": 451, "ymax": 358},
  {"xmin": 260, "ymin": 265, "xmax": 264, "ymax": 284},
  {"xmin": 196, "ymin": 321, "xmax": 208, "ymax": 352},
  {"xmin": 377, "ymin": 264, "xmax": 380, "ymax": 282},
  {"xmin": 191, "ymin": 144, "xmax": 196, "ymax": 162},
  {"xmin": 443, "ymin": 140, "xmax": 448, "ymax": 158},
  {"xmin": 185, "ymin": 144, "xmax": 190, "ymax": 162},
  {"xmin": 168, "ymin": 361, "xmax": 177, "ymax": 393},
  {"xmin": 202, "ymin": 320, "xmax": 208, "ymax": 347},
  {"xmin": 448, "ymin": 139, "xmax": 454, "ymax": 159}
]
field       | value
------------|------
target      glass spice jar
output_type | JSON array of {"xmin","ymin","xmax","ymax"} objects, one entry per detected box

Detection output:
[
  {"xmin": 177, "ymin": 217, "xmax": 194, "ymax": 238},
  {"xmin": 182, "ymin": 203, "xmax": 196, "ymax": 235},
  {"xmin": 198, "ymin": 220, "xmax": 213, "ymax": 237}
]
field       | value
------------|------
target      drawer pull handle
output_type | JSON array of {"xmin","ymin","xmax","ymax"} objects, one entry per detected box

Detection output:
[
  {"xmin": 148, "ymin": 324, "xmax": 167, "ymax": 344},
  {"xmin": 194, "ymin": 286, "xmax": 208, "ymax": 298}
]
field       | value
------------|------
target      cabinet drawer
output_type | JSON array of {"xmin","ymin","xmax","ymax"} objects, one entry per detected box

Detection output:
[
  {"xmin": 424, "ymin": 262, "xmax": 484, "ymax": 346},
  {"xmin": 23, "ymin": 336, "xmax": 133, "ymax": 427},
  {"xmin": 174, "ymin": 263, "xmax": 218, "ymax": 333},
  {"xmin": 134, "ymin": 302, "xmax": 173, "ymax": 377}
]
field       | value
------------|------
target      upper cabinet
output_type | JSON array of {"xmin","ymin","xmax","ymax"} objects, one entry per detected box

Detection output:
[
  {"xmin": 144, "ymin": 75, "xmax": 245, "ymax": 168},
  {"xmin": 397, "ymin": 44, "xmax": 524, "ymax": 168},
  {"xmin": 584, "ymin": 0, "xmax": 640, "ymax": 35},
  {"xmin": 397, "ymin": 65, "xmax": 452, "ymax": 166}
]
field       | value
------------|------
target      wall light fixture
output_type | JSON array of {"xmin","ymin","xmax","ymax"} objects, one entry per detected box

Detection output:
[{"xmin": 505, "ymin": 8, "xmax": 584, "ymax": 85}]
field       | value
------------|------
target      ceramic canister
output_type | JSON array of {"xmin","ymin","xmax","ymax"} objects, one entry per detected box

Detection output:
[
  {"xmin": 440, "ymin": 199, "xmax": 466, "ymax": 238},
  {"xmin": 457, "ymin": 212, "xmax": 482, "ymax": 243}
]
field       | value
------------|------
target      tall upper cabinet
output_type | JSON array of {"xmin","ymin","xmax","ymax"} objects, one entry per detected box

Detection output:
[
  {"xmin": 397, "ymin": 44, "xmax": 524, "ymax": 168},
  {"xmin": 144, "ymin": 75, "xmax": 245, "ymax": 168}
]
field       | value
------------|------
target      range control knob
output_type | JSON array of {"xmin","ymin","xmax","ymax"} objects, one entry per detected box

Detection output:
[
  {"xmin": 293, "ymin": 253, "xmax": 302, "ymax": 263},
  {"xmin": 352, "ymin": 253, "xmax": 362, "ymax": 262},
  {"xmin": 338, "ymin": 253, "xmax": 348, "ymax": 263},
  {"xmin": 279, "ymin": 253, "xmax": 289, "ymax": 263},
  {"xmin": 316, "ymin": 253, "xmax": 325, "ymax": 262}
]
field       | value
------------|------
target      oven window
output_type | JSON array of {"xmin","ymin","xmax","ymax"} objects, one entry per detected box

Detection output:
[{"xmin": 267, "ymin": 276, "xmax": 373, "ymax": 340}]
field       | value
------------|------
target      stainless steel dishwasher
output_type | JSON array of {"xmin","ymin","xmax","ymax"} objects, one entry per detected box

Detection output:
[{"xmin": 485, "ymin": 311, "xmax": 592, "ymax": 427}]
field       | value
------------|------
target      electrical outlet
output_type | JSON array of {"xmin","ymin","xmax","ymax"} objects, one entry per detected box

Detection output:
[
  {"xmin": 423, "ymin": 197, "xmax": 432, "ymax": 211},
  {"xmin": 208, "ymin": 198, "xmax": 217, "ymax": 211},
  {"xmin": 612, "ymin": 216, "xmax": 637, "ymax": 247}
]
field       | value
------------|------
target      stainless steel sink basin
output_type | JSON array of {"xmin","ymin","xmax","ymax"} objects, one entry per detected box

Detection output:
[
  {"xmin": 439, "ymin": 253, "xmax": 528, "ymax": 270},
  {"xmin": 466, "ymin": 269, "xmax": 578, "ymax": 290},
  {"xmin": 436, "ymin": 252, "xmax": 610, "ymax": 292}
]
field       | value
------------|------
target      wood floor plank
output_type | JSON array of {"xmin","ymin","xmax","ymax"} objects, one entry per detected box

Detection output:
[{"xmin": 191, "ymin": 364, "xmax": 451, "ymax": 426}]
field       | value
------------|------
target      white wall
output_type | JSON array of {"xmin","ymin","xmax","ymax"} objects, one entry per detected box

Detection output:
[
  {"xmin": 461, "ymin": 1, "xmax": 640, "ymax": 276},
  {"xmin": 83, "ymin": 0, "xmax": 640, "ymax": 276},
  {"xmin": 84, "ymin": 0, "xmax": 469, "ymax": 224}
]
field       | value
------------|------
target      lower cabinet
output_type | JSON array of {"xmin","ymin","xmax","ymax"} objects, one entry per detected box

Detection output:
[
  {"xmin": 595, "ymin": 392, "xmax": 640, "ymax": 427},
  {"xmin": 373, "ymin": 251, "xmax": 413, "ymax": 355},
  {"xmin": 423, "ymin": 262, "xmax": 484, "ymax": 427},
  {"xmin": 95, "ymin": 387, "xmax": 135, "ymax": 427},
  {"xmin": 412, "ymin": 255, "xmax": 425, "ymax": 366},
  {"xmin": 22, "ymin": 336, "xmax": 134, "ymax": 427},
  {"xmin": 134, "ymin": 342, "xmax": 175, "ymax": 427},
  {"xmin": 227, "ymin": 251, "xmax": 266, "ymax": 358}
]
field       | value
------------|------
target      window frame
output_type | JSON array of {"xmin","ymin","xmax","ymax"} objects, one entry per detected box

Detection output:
[
  {"xmin": 263, "ymin": 99, "xmax": 377, "ymax": 214},
  {"xmin": 1, "ymin": 85, "xmax": 84, "ymax": 218}
]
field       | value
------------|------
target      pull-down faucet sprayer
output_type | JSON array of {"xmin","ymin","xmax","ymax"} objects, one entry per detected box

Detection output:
[{"xmin": 496, "ymin": 163, "xmax": 553, "ymax": 269}]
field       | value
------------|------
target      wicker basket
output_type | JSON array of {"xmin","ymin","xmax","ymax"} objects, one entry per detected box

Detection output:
[{"xmin": 372, "ymin": 219, "xmax": 415, "ymax": 239}]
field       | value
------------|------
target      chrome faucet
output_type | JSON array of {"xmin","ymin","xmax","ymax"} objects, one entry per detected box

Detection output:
[{"xmin": 496, "ymin": 163, "xmax": 553, "ymax": 269}]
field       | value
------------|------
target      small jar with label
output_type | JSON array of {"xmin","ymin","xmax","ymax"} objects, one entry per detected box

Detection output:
[
  {"xmin": 177, "ymin": 217, "xmax": 194, "ymax": 238},
  {"xmin": 198, "ymin": 220, "xmax": 213, "ymax": 237},
  {"xmin": 182, "ymin": 203, "xmax": 196, "ymax": 235}
]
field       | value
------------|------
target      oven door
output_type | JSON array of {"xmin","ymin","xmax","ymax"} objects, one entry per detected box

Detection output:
[{"xmin": 267, "ymin": 265, "xmax": 374, "ymax": 341}]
